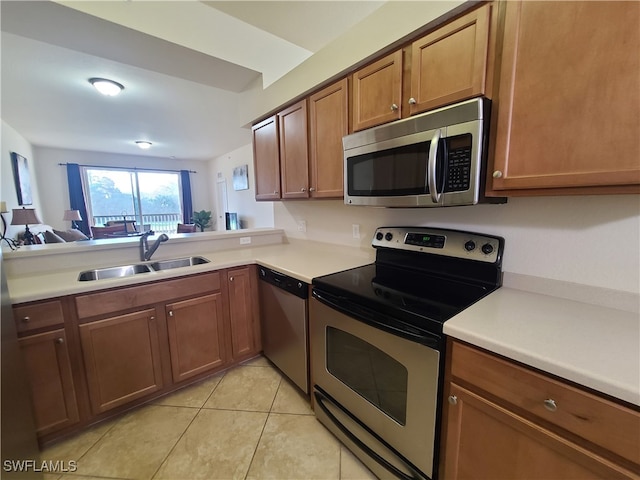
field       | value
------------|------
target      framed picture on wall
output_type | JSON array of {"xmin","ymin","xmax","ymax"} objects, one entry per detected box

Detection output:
[
  {"xmin": 11, "ymin": 152, "xmax": 33, "ymax": 205},
  {"xmin": 232, "ymin": 164, "xmax": 249, "ymax": 191}
]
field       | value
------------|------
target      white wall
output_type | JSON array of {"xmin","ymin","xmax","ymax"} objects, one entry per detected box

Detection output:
[
  {"xmin": 274, "ymin": 196, "xmax": 640, "ymax": 294},
  {"xmin": 1, "ymin": 120, "xmax": 42, "ymax": 239},
  {"xmin": 208, "ymin": 143, "xmax": 274, "ymax": 230},
  {"xmin": 32, "ymin": 146, "xmax": 213, "ymax": 230}
]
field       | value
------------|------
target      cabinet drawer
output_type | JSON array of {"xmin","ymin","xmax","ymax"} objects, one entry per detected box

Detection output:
[
  {"xmin": 75, "ymin": 271, "xmax": 222, "ymax": 319},
  {"xmin": 450, "ymin": 341, "xmax": 640, "ymax": 465},
  {"xmin": 13, "ymin": 300, "xmax": 64, "ymax": 333}
]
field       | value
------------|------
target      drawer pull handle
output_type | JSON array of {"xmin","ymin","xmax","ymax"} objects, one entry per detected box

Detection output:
[
  {"xmin": 448, "ymin": 395, "xmax": 458, "ymax": 406},
  {"xmin": 22, "ymin": 316, "xmax": 30, "ymax": 322},
  {"xmin": 543, "ymin": 398, "xmax": 557, "ymax": 412}
]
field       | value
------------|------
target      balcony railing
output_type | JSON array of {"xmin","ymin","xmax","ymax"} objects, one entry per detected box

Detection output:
[{"xmin": 93, "ymin": 213, "xmax": 182, "ymax": 235}]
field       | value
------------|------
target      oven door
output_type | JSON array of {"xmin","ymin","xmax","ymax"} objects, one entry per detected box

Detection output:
[{"xmin": 309, "ymin": 291, "xmax": 441, "ymax": 479}]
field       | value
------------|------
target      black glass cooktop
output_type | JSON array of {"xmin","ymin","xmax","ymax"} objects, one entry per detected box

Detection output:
[{"xmin": 312, "ymin": 263, "xmax": 494, "ymax": 334}]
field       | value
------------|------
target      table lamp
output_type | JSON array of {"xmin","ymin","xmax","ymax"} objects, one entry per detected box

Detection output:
[
  {"xmin": 63, "ymin": 209, "xmax": 82, "ymax": 229},
  {"xmin": 11, "ymin": 208, "xmax": 41, "ymax": 245}
]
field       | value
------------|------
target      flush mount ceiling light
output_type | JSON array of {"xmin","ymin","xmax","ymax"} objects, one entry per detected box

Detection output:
[
  {"xmin": 136, "ymin": 141, "xmax": 152, "ymax": 149},
  {"xmin": 89, "ymin": 78, "xmax": 124, "ymax": 96}
]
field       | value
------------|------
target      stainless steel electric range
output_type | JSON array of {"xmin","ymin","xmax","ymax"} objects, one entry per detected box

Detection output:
[{"xmin": 309, "ymin": 226, "xmax": 504, "ymax": 480}]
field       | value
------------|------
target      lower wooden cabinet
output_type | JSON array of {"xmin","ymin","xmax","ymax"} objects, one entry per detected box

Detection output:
[
  {"xmin": 166, "ymin": 293, "xmax": 227, "ymax": 382},
  {"xmin": 19, "ymin": 329, "xmax": 79, "ymax": 436},
  {"xmin": 440, "ymin": 341, "xmax": 640, "ymax": 479},
  {"xmin": 226, "ymin": 266, "xmax": 261, "ymax": 360},
  {"xmin": 79, "ymin": 309, "xmax": 163, "ymax": 414}
]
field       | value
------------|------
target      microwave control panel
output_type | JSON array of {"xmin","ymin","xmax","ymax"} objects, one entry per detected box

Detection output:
[{"xmin": 445, "ymin": 135, "xmax": 472, "ymax": 192}]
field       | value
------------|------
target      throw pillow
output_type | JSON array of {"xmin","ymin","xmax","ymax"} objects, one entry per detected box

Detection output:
[
  {"xmin": 44, "ymin": 230, "xmax": 66, "ymax": 244},
  {"xmin": 54, "ymin": 228, "xmax": 89, "ymax": 242}
]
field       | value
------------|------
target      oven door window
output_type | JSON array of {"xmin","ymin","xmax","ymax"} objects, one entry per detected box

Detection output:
[{"xmin": 326, "ymin": 326, "xmax": 408, "ymax": 425}]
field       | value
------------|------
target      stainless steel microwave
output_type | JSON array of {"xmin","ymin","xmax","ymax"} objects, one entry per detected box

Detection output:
[{"xmin": 343, "ymin": 97, "xmax": 505, "ymax": 207}]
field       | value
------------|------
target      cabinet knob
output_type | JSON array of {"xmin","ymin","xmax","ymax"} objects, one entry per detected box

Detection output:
[
  {"xmin": 301, "ymin": 187, "xmax": 306, "ymax": 192},
  {"xmin": 543, "ymin": 398, "xmax": 557, "ymax": 412},
  {"xmin": 229, "ymin": 276, "xmax": 234, "ymax": 282},
  {"xmin": 274, "ymin": 190, "xmax": 279, "ymax": 195},
  {"xmin": 448, "ymin": 395, "xmax": 458, "ymax": 405},
  {"xmin": 22, "ymin": 316, "xmax": 30, "ymax": 323},
  {"xmin": 492, "ymin": 170, "xmax": 503, "ymax": 179},
  {"xmin": 390, "ymin": 103, "xmax": 399, "ymax": 111},
  {"xmin": 408, "ymin": 97, "xmax": 417, "ymax": 105},
  {"xmin": 55, "ymin": 337, "xmax": 64, "ymax": 344},
  {"xmin": 168, "ymin": 311, "xmax": 173, "ymax": 317},
  {"xmin": 309, "ymin": 187, "xmax": 315, "ymax": 192}
]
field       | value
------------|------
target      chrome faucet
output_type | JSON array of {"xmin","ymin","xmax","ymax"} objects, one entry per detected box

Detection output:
[{"xmin": 139, "ymin": 230, "xmax": 169, "ymax": 261}]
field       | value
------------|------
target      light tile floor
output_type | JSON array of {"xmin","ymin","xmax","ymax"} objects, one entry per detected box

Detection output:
[{"xmin": 40, "ymin": 356, "xmax": 377, "ymax": 480}]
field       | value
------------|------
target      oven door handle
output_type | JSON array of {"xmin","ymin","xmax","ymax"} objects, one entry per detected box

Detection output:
[
  {"xmin": 312, "ymin": 290, "xmax": 441, "ymax": 348},
  {"xmin": 314, "ymin": 388, "xmax": 426, "ymax": 480}
]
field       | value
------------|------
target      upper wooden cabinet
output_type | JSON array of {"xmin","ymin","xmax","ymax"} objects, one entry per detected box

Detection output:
[
  {"xmin": 308, "ymin": 79, "xmax": 349, "ymax": 198},
  {"xmin": 279, "ymin": 100, "xmax": 310, "ymax": 199},
  {"xmin": 409, "ymin": 4, "xmax": 491, "ymax": 115},
  {"xmin": 252, "ymin": 115, "xmax": 281, "ymax": 201},
  {"xmin": 490, "ymin": 1, "xmax": 640, "ymax": 193},
  {"xmin": 352, "ymin": 50, "xmax": 403, "ymax": 131}
]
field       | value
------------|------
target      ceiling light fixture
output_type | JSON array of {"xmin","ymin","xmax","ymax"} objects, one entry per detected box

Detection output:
[
  {"xmin": 89, "ymin": 77, "xmax": 124, "ymax": 96},
  {"xmin": 136, "ymin": 141, "xmax": 152, "ymax": 149}
]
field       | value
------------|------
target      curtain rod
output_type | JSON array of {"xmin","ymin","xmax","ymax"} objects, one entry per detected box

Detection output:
[{"xmin": 58, "ymin": 163, "xmax": 196, "ymax": 174}]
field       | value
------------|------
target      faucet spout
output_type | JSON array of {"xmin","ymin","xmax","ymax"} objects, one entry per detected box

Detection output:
[{"xmin": 139, "ymin": 231, "xmax": 169, "ymax": 261}]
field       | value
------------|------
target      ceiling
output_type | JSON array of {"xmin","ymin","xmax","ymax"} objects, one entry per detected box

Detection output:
[{"xmin": 0, "ymin": 1, "xmax": 384, "ymax": 161}]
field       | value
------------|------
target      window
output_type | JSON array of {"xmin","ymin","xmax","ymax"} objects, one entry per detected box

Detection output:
[{"xmin": 84, "ymin": 168, "xmax": 183, "ymax": 235}]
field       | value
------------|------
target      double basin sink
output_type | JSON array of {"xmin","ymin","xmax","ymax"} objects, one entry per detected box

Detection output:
[{"xmin": 78, "ymin": 256, "xmax": 210, "ymax": 281}]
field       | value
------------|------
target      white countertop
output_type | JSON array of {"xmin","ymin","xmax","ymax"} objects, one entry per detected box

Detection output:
[{"xmin": 444, "ymin": 287, "xmax": 640, "ymax": 406}]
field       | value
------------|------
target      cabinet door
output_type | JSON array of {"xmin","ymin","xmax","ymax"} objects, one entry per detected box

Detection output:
[
  {"xmin": 491, "ymin": 1, "xmax": 640, "ymax": 192},
  {"xmin": 309, "ymin": 79, "xmax": 348, "ymax": 198},
  {"xmin": 227, "ymin": 267, "xmax": 260, "ymax": 360},
  {"xmin": 409, "ymin": 4, "xmax": 490, "ymax": 115},
  {"xmin": 352, "ymin": 50, "xmax": 403, "ymax": 131},
  {"xmin": 279, "ymin": 100, "xmax": 309, "ymax": 199},
  {"xmin": 252, "ymin": 115, "xmax": 281, "ymax": 201},
  {"xmin": 79, "ymin": 309, "xmax": 163, "ymax": 414},
  {"xmin": 19, "ymin": 329, "xmax": 79, "ymax": 436},
  {"xmin": 166, "ymin": 293, "xmax": 227, "ymax": 382},
  {"xmin": 441, "ymin": 383, "xmax": 636, "ymax": 480}
]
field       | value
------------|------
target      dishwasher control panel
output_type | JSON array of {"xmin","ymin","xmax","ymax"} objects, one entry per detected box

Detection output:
[{"xmin": 258, "ymin": 267, "xmax": 309, "ymax": 299}]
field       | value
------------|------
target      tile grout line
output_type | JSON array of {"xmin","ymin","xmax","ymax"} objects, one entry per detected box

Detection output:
[{"xmin": 242, "ymin": 375, "xmax": 283, "ymax": 480}]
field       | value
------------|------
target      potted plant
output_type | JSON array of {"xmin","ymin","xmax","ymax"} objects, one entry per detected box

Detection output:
[{"xmin": 191, "ymin": 210, "xmax": 212, "ymax": 232}]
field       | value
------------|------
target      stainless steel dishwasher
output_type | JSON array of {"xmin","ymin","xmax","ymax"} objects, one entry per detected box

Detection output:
[{"xmin": 258, "ymin": 266, "xmax": 309, "ymax": 394}]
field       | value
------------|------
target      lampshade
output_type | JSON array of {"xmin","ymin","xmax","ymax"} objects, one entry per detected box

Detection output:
[
  {"xmin": 0, "ymin": 201, "xmax": 8, "ymax": 214},
  {"xmin": 11, "ymin": 208, "xmax": 41, "ymax": 226},
  {"xmin": 63, "ymin": 209, "xmax": 82, "ymax": 221}
]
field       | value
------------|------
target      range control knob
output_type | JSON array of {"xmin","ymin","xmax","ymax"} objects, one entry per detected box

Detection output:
[
  {"xmin": 376, "ymin": 232, "xmax": 384, "ymax": 241},
  {"xmin": 464, "ymin": 240, "xmax": 476, "ymax": 252},
  {"xmin": 385, "ymin": 232, "xmax": 393, "ymax": 241},
  {"xmin": 481, "ymin": 243, "xmax": 494, "ymax": 255}
]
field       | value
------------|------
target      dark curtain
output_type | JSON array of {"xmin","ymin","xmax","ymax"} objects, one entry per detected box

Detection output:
[
  {"xmin": 180, "ymin": 170, "xmax": 193, "ymax": 224},
  {"xmin": 66, "ymin": 163, "xmax": 90, "ymax": 236}
]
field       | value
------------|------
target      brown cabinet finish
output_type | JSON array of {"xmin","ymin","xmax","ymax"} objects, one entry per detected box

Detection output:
[
  {"xmin": 19, "ymin": 329, "xmax": 79, "ymax": 436},
  {"xmin": 226, "ymin": 266, "xmax": 260, "ymax": 360},
  {"xmin": 308, "ymin": 79, "xmax": 348, "ymax": 198},
  {"xmin": 279, "ymin": 100, "xmax": 310, "ymax": 199},
  {"xmin": 14, "ymin": 300, "xmax": 64, "ymax": 334},
  {"xmin": 166, "ymin": 293, "xmax": 227, "ymax": 383},
  {"xmin": 79, "ymin": 309, "xmax": 163, "ymax": 414},
  {"xmin": 490, "ymin": 1, "xmax": 640, "ymax": 192},
  {"xmin": 443, "ymin": 383, "xmax": 637, "ymax": 480},
  {"xmin": 252, "ymin": 115, "xmax": 281, "ymax": 200},
  {"xmin": 440, "ymin": 341, "xmax": 640, "ymax": 478},
  {"xmin": 352, "ymin": 50, "xmax": 403, "ymax": 131},
  {"xmin": 409, "ymin": 4, "xmax": 491, "ymax": 115}
]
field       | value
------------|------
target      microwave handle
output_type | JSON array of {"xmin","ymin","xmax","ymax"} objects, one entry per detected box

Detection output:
[{"xmin": 427, "ymin": 129, "xmax": 442, "ymax": 204}]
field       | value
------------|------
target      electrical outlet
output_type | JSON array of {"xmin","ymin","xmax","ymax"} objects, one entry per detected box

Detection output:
[
  {"xmin": 297, "ymin": 220, "xmax": 307, "ymax": 233},
  {"xmin": 240, "ymin": 237, "xmax": 251, "ymax": 245},
  {"xmin": 352, "ymin": 224, "xmax": 360, "ymax": 239}
]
